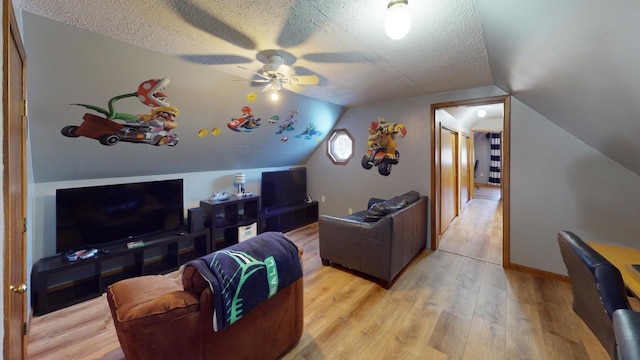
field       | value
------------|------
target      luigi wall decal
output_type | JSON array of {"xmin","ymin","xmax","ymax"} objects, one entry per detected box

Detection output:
[{"xmin": 61, "ymin": 78, "xmax": 180, "ymax": 146}]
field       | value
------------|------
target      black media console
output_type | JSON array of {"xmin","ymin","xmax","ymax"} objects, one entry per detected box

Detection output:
[
  {"xmin": 31, "ymin": 198, "xmax": 319, "ymax": 316},
  {"xmin": 31, "ymin": 229, "xmax": 209, "ymax": 316},
  {"xmin": 260, "ymin": 201, "xmax": 319, "ymax": 233}
]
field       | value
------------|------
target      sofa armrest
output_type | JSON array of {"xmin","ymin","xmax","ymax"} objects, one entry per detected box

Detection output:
[
  {"xmin": 614, "ymin": 309, "xmax": 640, "ymax": 360},
  {"xmin": 183, "ymin": 264, "xmax": 209, "ymax": 295},
  {"xmin": 368, "ymin": 197, "xmax": 386, "ymax": 209}
]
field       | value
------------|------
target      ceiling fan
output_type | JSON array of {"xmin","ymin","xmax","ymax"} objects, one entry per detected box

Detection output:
[{"xmin": 237, "ymin": 50, "xmax": 320, "ymax": 94}]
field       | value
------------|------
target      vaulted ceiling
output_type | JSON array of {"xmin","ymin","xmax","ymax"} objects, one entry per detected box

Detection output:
[{"xmin": 19, "ymin": 0, "xmax": 640, "ymax": 176}]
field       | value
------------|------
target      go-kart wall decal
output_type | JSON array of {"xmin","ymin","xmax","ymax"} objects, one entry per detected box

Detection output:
[
  {"xmin": 275, "ymin": 110, "xmax": 299, "ymax": 134},
  {"xmin": 61, "ymin": 78, "xmax": 180, "ymax": 146},
  {"xmin": 362, "ymin": 118, "xmax": 407, "ymax": 176},
  {"xmin": 227, "ymin": 106, "xmax": 261, "ymax": 132},
  {"xmin": 295, "ymin": 123, "xmax": 322, "ymax": 140}
]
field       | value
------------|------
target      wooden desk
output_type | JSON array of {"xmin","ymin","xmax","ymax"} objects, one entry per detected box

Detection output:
[{"xmin": 589, "ymin": 242, "xmax": 640, "ymax": 298}]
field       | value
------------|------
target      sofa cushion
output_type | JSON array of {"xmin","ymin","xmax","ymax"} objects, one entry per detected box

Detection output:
[{"xmin": 364, "ymin": 190, "xmax": 420, "ymax": 222}]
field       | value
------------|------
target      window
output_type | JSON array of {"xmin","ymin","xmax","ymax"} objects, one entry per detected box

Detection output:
[{"xmin": 326, "ymin": 129, "xmax": 354, "ymax": 165}]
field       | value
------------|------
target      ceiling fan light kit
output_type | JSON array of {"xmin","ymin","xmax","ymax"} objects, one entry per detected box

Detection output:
[
  {"xmin": 385, "ymin": 0, "xmax": 411, "ymax": 40},
  {"xmin": 238, "ymin": 50, "xmax": 320, "ymax": 95}
]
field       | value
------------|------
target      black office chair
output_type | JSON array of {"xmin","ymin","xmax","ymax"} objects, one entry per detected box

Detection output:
[
  {"xmin": 613, "ymin": 309, "xmax": 640, "ymax": 360},
  {"xmin": 558, "ymin": 231, "xmax": 632, "ymax": 359}
]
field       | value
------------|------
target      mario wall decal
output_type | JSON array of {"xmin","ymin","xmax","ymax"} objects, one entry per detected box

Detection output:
[
  {"xmin": 61, "ymin": 78, "xmax": 180, "ymax": 146},
  {"xmin": 362, "ymin": 117, "xmax": 407, "ymax": 176},
  {"xmin": 227, "ymin": 106, "xmax": 262, "ymax": 132}
]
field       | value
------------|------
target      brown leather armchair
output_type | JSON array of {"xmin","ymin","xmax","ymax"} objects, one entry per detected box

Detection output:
[{"xmin": 107, "ymin": 251, "xmax": 303, "ymax": 360}]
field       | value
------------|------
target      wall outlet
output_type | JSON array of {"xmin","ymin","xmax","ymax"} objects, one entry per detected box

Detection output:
[
  {"xmin": 321, "ymin": 195, "xmax": 325, "ymax": 202},
  {"xmin": 348, "ymin": 208, "xmax": 353, "ymax": 215},
  {"xmin": 480, "ymin": 172, "xmax": 484, "ymax": 177}
]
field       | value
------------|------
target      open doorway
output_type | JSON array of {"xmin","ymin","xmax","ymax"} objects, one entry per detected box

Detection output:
[{"xmin": 430, "ymin": 96, "xmax": 511, "ymax": 268}]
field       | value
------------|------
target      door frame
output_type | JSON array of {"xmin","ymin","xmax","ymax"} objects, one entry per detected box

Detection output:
[
  {"xmin": 3, "ymin": 0, "xmax": 28, "ymax": 358},
  {"xmin": 439, "ymin": 124, "xmax": 459, "ymax": 235},
  {"xmin": 430, "ymin": 95, "xmax": 511, "ymax": 268}
]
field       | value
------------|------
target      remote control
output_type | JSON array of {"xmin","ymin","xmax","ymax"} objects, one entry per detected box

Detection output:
[{"xmin": 79, "ymin": 248, "xmax": 98, "ymax": 259}]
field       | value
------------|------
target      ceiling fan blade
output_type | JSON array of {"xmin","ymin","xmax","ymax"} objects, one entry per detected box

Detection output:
[
  {"xmin": 282, "ymin": 82, "xmax": 305, "ymax": 93},
  {"xmin": 288, "ymin": 75, "xmax": 319, "ymax": 85},
  {"xmin": 276, "ymin": 64, "xmax": 296, "ymax": 78},
  {"xmin": 237, "ymin": 66, "xmax": 271, "ymax": 80},
  {"xmin": 233, "ymin": 78, "xmax": 270, "ymax": 83}
]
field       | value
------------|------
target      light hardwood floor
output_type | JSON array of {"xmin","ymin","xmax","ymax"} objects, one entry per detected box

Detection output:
[
  {"xmin": 27, "ymin": 222, "xmax": 612, "ymax": 360},
  {"xmin": 439, "ymin": 196, "xmax": 503, "ymax": 265}
]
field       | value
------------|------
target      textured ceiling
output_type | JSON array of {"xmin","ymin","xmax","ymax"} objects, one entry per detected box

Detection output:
[{"xmin": 19, "ymin": 0, "xmax": 493, "ymax": 107}]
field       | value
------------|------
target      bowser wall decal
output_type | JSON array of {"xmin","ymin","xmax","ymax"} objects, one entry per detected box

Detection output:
[{"xmin": 362, "ymin": 117, "xmax": 407, "ymax": 176}]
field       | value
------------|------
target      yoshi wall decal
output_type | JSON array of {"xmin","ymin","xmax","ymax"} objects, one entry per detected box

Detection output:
[
  {"xmin": 60, "ymin": 78, "xmax": 180, "ymax": 147},
  {"xmin": 361, "ymin": 117, "xmax": 407, "ymax": 176}
]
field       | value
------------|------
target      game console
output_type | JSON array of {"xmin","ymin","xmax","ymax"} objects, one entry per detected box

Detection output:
[{"xmin": 209, "ymin": 192, "xmax": 230, "ymax": 201}]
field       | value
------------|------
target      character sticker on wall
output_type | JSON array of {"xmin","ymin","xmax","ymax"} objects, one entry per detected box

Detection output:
[
  {"xmin": 275, "ymin": 109, "xmax": 299, "ymax": 134},
  {"xmin": 227, "ymin": 106, "xmax": 261, "ymax": 132},
  {"xmin": 295, "ymin": 123, "xmax": 321, "ymax": 140},
  {"xmin": 60, "ymin": 78, "xmax": 179, "ymax": 146},
  {"xmin": 362, "ymin": 117, "xmax": 407, "ymax": 176},
  {"xmin": 198, "ymin": 127, "xmax": 221, "ymax": 137},
  {"xmin": 268, "ymin": 115, "xmax": 280, "ymax": 124}
]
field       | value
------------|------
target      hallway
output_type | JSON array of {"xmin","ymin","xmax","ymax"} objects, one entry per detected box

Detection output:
[{"xmin": 438, "ymin": 191, "xmax": 503, "ymax": 265}]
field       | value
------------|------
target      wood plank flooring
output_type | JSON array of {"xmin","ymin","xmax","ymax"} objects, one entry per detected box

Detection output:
[
  {"xmin": 439, "ymin": 197, "xmax": 503, "ymax": 265},
  {"xmin": 27, "ymin": 223, "xmax": 611, "ymax": 360}
]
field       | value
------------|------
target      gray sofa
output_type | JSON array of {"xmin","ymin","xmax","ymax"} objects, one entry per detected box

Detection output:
[{"xmin": 318, "ymin": 191, "xmax": 428, "ymax": 288}]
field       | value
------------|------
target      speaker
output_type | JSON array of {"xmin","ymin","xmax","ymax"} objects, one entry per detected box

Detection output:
[{"xmin": 187, "ymin": 207, "xmax": 204, "ymax": 233}]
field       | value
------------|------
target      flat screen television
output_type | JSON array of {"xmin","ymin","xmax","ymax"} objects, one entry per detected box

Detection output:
[
  {"xmin": 56, "ymin": 179, "xmax": 184, "ymax": 253},
  {"xmin": 261, "ymin": 168, "xmax": 307, "ymax": 211}
]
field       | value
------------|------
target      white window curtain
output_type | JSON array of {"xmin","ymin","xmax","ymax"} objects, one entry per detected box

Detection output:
[{"xmin": 489, "ymin": 132, "xmax": 501, "ymax": 185}]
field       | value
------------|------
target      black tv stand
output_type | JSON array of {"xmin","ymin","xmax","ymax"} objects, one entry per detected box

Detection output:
[
  {"xmin": 260, "ymin": 201, "xmax": 318, "ymax": 233},
  {"xmin": 31, "ymin": 229, "xmax": 210, "ymax": 316}
]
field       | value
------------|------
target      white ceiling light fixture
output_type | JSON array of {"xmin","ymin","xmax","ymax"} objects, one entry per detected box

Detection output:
[
  {"xmin": 270, "ymin": 91, "xmax": 280, "ymax": 101},
  {"xmin": 477, "ymin": 109, "xmax": 487, "ymax": 118},
  {"xmin": 385, "ymin": 0, "xmax": 411, "ymax": 40}
]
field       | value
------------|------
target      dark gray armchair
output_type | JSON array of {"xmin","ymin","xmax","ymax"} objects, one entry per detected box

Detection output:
[{"xmin": 319, "ymin": 191, "xmax": 428, "ymax": 288}]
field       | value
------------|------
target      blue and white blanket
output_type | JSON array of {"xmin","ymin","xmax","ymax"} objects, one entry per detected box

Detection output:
[{"xmin": 186, "ymin": 232, "xmax": 302, "ymax": 331}]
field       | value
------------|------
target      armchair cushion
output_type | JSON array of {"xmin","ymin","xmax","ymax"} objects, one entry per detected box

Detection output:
[{"xmin": 107, "ymin": 275, "xmax": 199, "ymax": 332}]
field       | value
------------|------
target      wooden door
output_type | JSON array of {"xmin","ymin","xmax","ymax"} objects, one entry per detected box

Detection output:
[
  {"xmin": 459, "ymin": 134, "xmax": 470, "ymax": 211},
  {"xmin": 4, "ymin": 1, "xmax": 28, "ymax": 359},
  {"xmin": 439, "ymin": 127, "xmax": 457, "ymax": 234}
]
